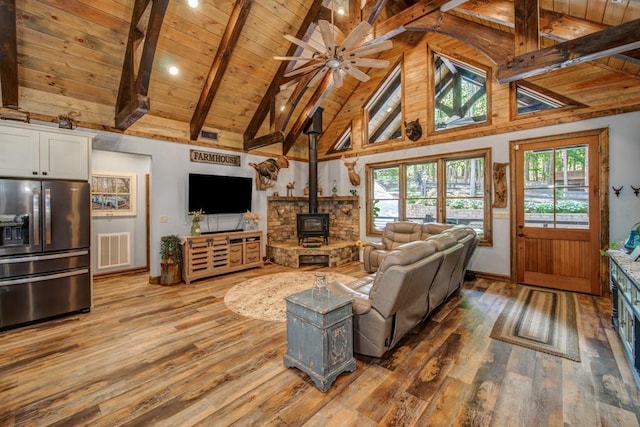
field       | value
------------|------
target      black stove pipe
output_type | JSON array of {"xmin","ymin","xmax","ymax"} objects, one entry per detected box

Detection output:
[{"xmin": 303, "ymin": 107, "xmax": 323, "ymax": 214}]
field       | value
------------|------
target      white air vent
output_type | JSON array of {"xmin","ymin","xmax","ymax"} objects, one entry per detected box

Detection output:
[{"xmin": 97, "ymin": 232, "xmax": 130, "ymax": 269}]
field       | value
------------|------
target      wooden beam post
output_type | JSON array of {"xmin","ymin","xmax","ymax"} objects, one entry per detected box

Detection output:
[
  {"xmin": 498, "ymin": 18, "xmax": 640, "ymax": 83},
  {"xmin": 0, "ymin": 0, "xmax": 19, "ymax": 109},
  {"xmin": 190, "ymin": 0, "xmax": 253, "ymax": 141}
]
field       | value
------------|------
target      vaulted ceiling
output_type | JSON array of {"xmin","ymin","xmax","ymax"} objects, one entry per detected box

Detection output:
[{"xmin": 0, "ymin": 0, "xmax": 638, "ymax": 160}]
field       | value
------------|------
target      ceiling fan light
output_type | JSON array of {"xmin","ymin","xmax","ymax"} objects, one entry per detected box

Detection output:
[{"xmin": 326, "ymin": 57, "xmax": 341, "ymax": 69}]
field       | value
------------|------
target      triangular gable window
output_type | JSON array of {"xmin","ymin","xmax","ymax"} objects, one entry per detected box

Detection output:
[
  {"xmin": 516, "ymin": 85, "xmax": 564, "ymax": 114},
  {"xmin": 512, "ymin": 81, "xmax": 585, "ymax": 118},
  {"xmin": 365, "ymin": 63, "xmax": 402, "ymax": 144},
  {"xmin": 327, "ymin": 126, "xmax": 352, "ymax": 153}
]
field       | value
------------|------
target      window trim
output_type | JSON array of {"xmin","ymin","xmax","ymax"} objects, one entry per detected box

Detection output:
[
  {"xmin": 365, "ymin": 147, "xmax": 493, "ymax": 245},
  {"xmin": 326, "ymin": 121, "xmax": 353, "ymax": 154},
  {"xmin": 509, "ymin": 81, "xmax": 586, "ymax": 120},
  {"xmin": 427, "ymin": 47, "xmax": 492, "ymax": 137},
  {"xmin": 362, "ymin": 58, "xmax": 405, "ymax": 146}
]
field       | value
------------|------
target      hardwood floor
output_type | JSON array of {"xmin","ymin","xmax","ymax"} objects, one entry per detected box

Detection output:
[{"xmin": 1, "ymin": 261, "xmax": 639, "ymax": 426}]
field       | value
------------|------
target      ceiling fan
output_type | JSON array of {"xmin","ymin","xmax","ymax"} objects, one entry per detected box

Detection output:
[{"xmin": 274, "ymin": 12, "xmax": 393, "ymax": 89}]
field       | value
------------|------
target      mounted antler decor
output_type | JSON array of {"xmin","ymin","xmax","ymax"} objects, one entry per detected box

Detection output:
[
  {"xmin": 249, "ymin": 156, "xmax": 289, "ymax": 190},
  {"xmin": 342, "ymin": 155, "xmax": 360, "ymax": 186},
  {"xmin": 612, "ymin": 186, "xmax": 623, "ymax": 197},
  {"xmin": 632, "ymin": 185, "xmax": 640, "ymax": 197}
]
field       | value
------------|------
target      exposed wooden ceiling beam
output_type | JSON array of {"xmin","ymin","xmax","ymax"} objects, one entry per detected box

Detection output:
[
  {"xmin": 243, "ymin": 0, "xmax": 324, "ymax": 151},
  {"xmin": 0, "ymin": 0, "xmax": 19, "ymax": 109},
  {"xmin": 406, "ymin": 11, "xmax": 513, "ymax": 64},
  {"xmin": 365, "ymin": 0, "xmax": 389, "ymax": 24},
  {"xmin": 456, "ymin": 0, "xmax": 640, "ymax": 65},
  {"xmin": 440, "ymin": 0, "xmax": 469, "ymax": 12},
  {"xmin": 190, "ymin": 0, "xmax": 253, "ymax": 141},
  {"xmin": 115, "ymin": 0, "xmax": 168, "ymax": 130},
  {"xmin": 498, "ymin": 18, "xmax": 640, "ymax": 83},
  {"xmin": 513, "ymin": 0, "xmax": 539, "ymax": 56}
]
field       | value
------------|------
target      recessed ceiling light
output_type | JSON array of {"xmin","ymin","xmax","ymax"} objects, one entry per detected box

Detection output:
[
  {"xmin": 168, "ymin": 65, "xmax": 179, "ymax": 75},
  {"xmin": 188, "ymin": 0, "xmax": 198, "ymax": 8}
]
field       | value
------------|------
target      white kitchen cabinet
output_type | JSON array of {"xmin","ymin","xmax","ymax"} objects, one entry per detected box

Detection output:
[{"xmin": 0, "ymin": 122, "xmax": 94, "ymax": 180}]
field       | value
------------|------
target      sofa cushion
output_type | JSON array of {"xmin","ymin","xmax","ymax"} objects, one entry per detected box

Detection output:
[
  {"xmin": 421, "ymin": 222, "xmax": 453, "ymax": 238},
  {"xmin": 370, "ymin": 240, "xmax": 438, "ymax": 302},
  {"xmin": 425, "ymin": 233, "xmax": 458, "ymax": 251},
  {"xmin": 381, "ymin": 222, "xmax": 423, "ymax": 249}
]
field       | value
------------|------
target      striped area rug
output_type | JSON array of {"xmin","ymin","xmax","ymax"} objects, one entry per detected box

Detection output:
[{"xmin": 490, "ymin": 285, "xmax": 581, "ymax": 362}]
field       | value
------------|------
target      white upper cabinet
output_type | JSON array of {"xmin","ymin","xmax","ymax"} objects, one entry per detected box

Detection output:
[{"xmin": 0, "ymin": 122, "xmax": 94, "ymax": 180}]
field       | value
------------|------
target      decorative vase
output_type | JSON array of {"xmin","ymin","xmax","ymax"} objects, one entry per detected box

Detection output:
[{"xmin": 190, "ymin": 219, "xmax": 201, "ymax": 236}]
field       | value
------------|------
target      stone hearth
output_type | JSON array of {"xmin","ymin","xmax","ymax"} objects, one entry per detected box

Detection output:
[
  {"xmin": 267, "ymin": 195, "xmax": 359, "ymax": 268},
  {"xmin": 269, "ymin": 241, "xmax": 358, "ymax": 268}
]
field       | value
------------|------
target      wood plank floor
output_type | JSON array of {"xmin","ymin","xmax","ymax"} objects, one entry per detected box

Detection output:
[{"xmin": 1, "ymin": 261, "xmax": 639, "ymax": 426}]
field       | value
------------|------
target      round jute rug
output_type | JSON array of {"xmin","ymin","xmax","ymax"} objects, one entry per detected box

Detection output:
[{"xmin": 224, "ymin": 271, "xmax": 356, "ymax": 322}]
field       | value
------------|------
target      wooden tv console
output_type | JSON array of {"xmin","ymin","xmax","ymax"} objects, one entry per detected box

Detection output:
[{"xmin": 181, "ymin": 230, "xmax": 263, "ymax": 284}]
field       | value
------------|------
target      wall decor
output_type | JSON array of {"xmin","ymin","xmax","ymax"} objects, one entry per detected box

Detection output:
[
  {"xmin": 492, "ymin": 162, "xmax": 508, "ymax": 208},
  {"xmin": 91, "ymin": 172, "xmax": 137, "ymax": 216},
  {"xmin": 190, "ymin": 149, "xmax": 240, "ymax": 166}
]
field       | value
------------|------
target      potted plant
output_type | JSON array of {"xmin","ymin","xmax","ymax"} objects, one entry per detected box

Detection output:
[{"xmin": 160, "ymin": 235, "xmax": 182, "ymax": 285}]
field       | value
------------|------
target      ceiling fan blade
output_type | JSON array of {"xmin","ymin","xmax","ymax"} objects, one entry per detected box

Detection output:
[
  {"xmin": 283, "ymin": 34, "xmax": 326, "ymax": 55},
  {"xmin": 308, "ymin": 67, "xmax": 329, "ymax": 87},
  {"xmin": 339, "ymin": 21, "xmax": 372, "ymax": 53},
  {"xmin": 332, "ymin": 69, "xmax": 344, "ymax": 88},
  {"xmin": 317, "ymin": 20, "xmax": 335, "ymax": 51},
  {"xmin": 342, "ymin": 64, "xmax": 370, "ymax": 83},
  {"xmin": 274, "ymin": 56, "xmax": 313, "ymax": 62},
  {"xmin": 344, "ymin": 40, "xmax": 393, "ymax": 58},
  {"xmin": 284, "ymin": 62, "xmax": 324, "ymax": 78},
  {"xmin": 346, "ymin": 58, "xmax": 390, "ymax": 68}
]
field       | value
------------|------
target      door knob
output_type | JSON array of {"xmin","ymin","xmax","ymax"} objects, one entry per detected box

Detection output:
[{"xmin": 518, "ymin": 233, "xmax": 525, "ymax": 237}]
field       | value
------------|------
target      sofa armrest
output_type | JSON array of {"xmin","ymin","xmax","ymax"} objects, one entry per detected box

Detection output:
[
  {"xmin": 365, "ymin": 241, "xmax": 385, "ymax": 250},
  {"xmin": 328, "ymin": 281, "xmax": 372, "ymax": 315}
]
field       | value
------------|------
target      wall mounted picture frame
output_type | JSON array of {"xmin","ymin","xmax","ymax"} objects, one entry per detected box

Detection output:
[{"xmin": 91, "ymin": 172, "xmax": 137, "ymax": 217}]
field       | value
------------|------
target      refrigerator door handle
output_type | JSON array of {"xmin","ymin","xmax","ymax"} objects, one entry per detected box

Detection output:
[
  {"xmin": 32, "ymin": 187, "xmax": 40, "ymax": 246},
  {"xmin": 0, "ymin": 268, "xmax": 89, "ymax": 286},
  {"xmin": 44, "ymin": 188, "xmax": 52, "ymax": 245}
]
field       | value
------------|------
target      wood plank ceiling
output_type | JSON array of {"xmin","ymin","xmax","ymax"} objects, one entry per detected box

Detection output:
[{"xmin": 0, "ymin": 0, "xmax": 638, "ymax": 160}]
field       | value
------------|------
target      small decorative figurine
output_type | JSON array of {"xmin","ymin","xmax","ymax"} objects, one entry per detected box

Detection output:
[{"xmin": 286, "ymin": 181, "xmax": 295, "ymax": 197}]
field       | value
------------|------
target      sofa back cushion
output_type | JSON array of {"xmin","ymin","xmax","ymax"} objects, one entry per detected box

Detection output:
[
  {"xmin": 382, "ymin": 222, "xmax": 423, "ymax": 249},
  {"xmin": 421, "ymin": 222, "xmax": 453, "ymax": 238},
  {"xmin": 369, "ymin": 240, "xmax": 438, "ymax": 317}
]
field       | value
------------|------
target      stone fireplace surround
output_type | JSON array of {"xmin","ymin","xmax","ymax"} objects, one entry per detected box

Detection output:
[{"xmin": 267, "ymin": 196, "xmax": 359, "ymax": 268}]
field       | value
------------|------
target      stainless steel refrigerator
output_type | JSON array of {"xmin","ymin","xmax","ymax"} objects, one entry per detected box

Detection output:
[{"xmin": 0, "ymin": 179, "xmax": 91, "ymax": 329}]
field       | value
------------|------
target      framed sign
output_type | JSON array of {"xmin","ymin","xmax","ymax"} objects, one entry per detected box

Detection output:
[{"xmin": 91, "ymin": 172, "xmax": 137, "ymax": 217}]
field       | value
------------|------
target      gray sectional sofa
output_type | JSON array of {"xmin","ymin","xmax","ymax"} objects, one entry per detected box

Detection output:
[{"xmin": 328, "ymin": 222, "xmax": 478, "ymax": 358}]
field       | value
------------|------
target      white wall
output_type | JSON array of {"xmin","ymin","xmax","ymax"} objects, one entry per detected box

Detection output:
[
  {"xmin": 91, "ymin": 150, "xmax": 150, "ymax": 273},
  {"xmin": 88, "ymin": 110, "xmax": 640, "ymax": 279}
]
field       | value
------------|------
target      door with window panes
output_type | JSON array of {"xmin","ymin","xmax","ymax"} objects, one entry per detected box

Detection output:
[{"xmin": 514, "ymin": 134, "xmax": 602, "ymax": 294}]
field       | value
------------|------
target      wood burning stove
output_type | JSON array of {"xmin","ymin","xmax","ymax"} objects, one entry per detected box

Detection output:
[{"xmin": 297, "ymin": 213, "xmax": 329, "ymax": 245}]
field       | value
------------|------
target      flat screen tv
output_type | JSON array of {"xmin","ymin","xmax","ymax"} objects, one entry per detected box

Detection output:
[{"xmin": 188, "ymin": 173, "xmax": 252, "ymax": 214}]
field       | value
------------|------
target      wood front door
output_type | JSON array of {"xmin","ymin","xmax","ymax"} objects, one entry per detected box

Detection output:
[{"xmin": 512, "ymin": 130, "xmax": 607, "ymax": 295}]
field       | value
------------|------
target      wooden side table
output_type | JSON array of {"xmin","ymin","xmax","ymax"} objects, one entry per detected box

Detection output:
[{"xmin": 283, "ymin": 289, "xmax": 356, "ymax": 392}]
